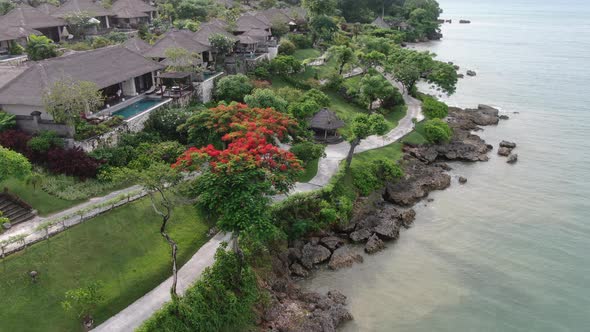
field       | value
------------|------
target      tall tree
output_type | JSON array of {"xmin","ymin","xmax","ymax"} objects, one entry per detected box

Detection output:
[
  {"xmin": 328, "ymin": 45, "xmax": 357, "ymax": 75},
  {"xmin": 43, "ymin": 78, "xmax": 104, "ymax": 124},
  {"xmin": 302, "ymin": 0, "xmax": 336, "ymax": 17},
  {"xmin": 345, "ymin": 113, "xmax": 388, "ymax": 169},
  {"xmin": 360, "ymin": 74, "xmax": 395, "ymax": 110}
]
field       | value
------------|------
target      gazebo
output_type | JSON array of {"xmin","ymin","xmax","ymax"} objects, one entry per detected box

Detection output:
[{"xmin": 310, "ymin": 108, "xmax": 345, "ymax": 143}]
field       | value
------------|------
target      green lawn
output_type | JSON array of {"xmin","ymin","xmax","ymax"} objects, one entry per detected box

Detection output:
[
  {"xmin": 352, "ymin": 142, "xmax": 404, "ymax": 168},
  {"xmin": 1, "ymin": 179, "xmax": 83, "ymax": 216},
  {"xmin": 298, "ymin": 157, "xmax": 320, "ymax": 183},
  {"xmin": 293, "ymin": 48, "xmax": 321, "ymax": 62},
  {"xmin": 401, "ymin": 120, "xmax": 428, "ymax": 145},
  {"xmin": 0, "ymin": 197, "xmax": 209, "ymax": 332}
]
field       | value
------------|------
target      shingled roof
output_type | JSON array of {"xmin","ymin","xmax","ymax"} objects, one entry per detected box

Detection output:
[
  {"xmin": 310, "ymin": 108, "xmax": 345, "ymax": 130},
  {"xmin": 0, "ymin": 26, "xmax": 41, "ymax": 42},
  {"xmin": 122, "ymin": 36, "xmax": 151, "ymax": 54},
  {"xmin": 0, "ymin": 4, "xmax": 65, "ymax": 29},
  {"xmin": 143, "ymin": 29, "xmax": 210, "ymax": 58},
  {"xmin": 111, "ymin": 0, "xmax": 155, "ymax": 18},
  {"xmin": 235, "ymin": 14, "xmax": 270, "ymax": 33},
  {"xmin": 0, "ymin": 46, "xmax": 164, "ymax": 107},
  {"xmin": 52, "ymin": 0, "xmax": 114, "ymax": 18}
]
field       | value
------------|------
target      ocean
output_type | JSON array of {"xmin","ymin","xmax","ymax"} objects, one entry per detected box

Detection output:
[{"xmin": 302, "ymin": 0, "xmax": 590, "ymax": 330}]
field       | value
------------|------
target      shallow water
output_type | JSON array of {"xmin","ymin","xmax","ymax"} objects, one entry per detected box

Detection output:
[{"xmin": 302, "ymin": 0, "xmax": 590, "ymax": 330}]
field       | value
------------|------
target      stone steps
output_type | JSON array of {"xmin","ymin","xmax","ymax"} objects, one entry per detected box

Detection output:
[{"xmin": 0, "ymin": 194, "xmax": 35, "ymax": 226}]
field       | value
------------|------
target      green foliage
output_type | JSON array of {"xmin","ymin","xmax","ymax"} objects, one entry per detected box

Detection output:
[
  {"xmin": 303, "ymin": 0, "xmax": 336, "ymax": 17},
  {"xmin": 309, "ymin": 15, "xmax": 338, "ymax": 43},
  {"xmin": 304, "ymin": 88, "xmax": 330, "ymax": 107},
  {"xmin": 27, "ymin": 131, "xmax": 64, "ymax": 152},
  {"xmin": 0, "ymin": 147, "xmax": 32, "ymax": 183},
  {"xmin": 290, "ymin": 141, "xmax": 325, "ymax": 163},
  {"xmin": 8, "ymin": 41, "xmax": 24, "ymax": 55},
  {"xmin": 208, "ymin": 33, "xmax": 235, "ymax": 55},
  {"xmin": 62, "ymin": 281, "xmax": 105, "ymax": 320},
  {"xmin": 275, "ymin": 87, "xmax": 304, "ymax": 104},
  {"xmin": 176, "ymin": 0, "xmax": 215, "ymax": 21},
  {"xmin": 360, "ymin": 74, "xmax": 395, "ymax": 110},
  {"xmin": 286, "ymin": 33, "xmax": 313, "ymax": 49},
  {"xmin": 0, "ymin": 0, "xmax": 15, "ymax": 15},
  {"xmin": 288, "ymin": 99, "xmax": 320, "ymax": 119},
  {"xmin": 423, "ymin": 118, "xmax": 452, "ymax": 143},
  {"xmin": 215, "ymin": 74, "xmax": 254, "ymax": 102},
  {"xmin": 26, "ymin": 34, "xmax": 58, "ymax": 61},
  {"xmin": 394, "ymin": 60, "xmax": 421, "ymax": 93},
  {"xmin": 352, "ymin": 158, "xmax": 403, "ymax": 196},
  {"xmin": 138, "ymin": 244, "xmax": 260, "ymax": 332},
  {"xmin": 90, "ymin": 36, "xmax": 111, "ymax": 49},
  {"xmin": 278, "ymin": 39, "xmax": 296, "ymax": 55},
  {"xmin": 270, "ymin": 55, "xmax": 302, "ymax": 76},
  {"xmin": 253, "ymin": 61, "xmax": 271, "ymax": 80},
  {"xmin": 144, "ymin": 107, "xmax": 197, "ymax": 143},
  {"xmin": 64, "ymin": 12, "xmax": 98, "ymax": 39},
  {"xmin": 164, "ymin": 47, "xmax": 202, "ymax": 73},
  {"xmin": 43, "ymin": 78, "xmax": 104, "ymax": 124},
  {"xmin": 0, "ymin": 110, "xmax": 16, "ymax": 131},
  {"xmin": 244, "ymin": 89, "xmax": 289, "ymax": 113},
  {"xmin": 74, "ymin": 116, "xmax": 123, "ymax": 140},
  {"xmin": 422, "ymin": 96, "xmax": 448, "ymax": 119},
  {"xmin": 41, "ymin": 174, "xmax": 127, "ymax": 201},
  {"xmin": 328, "ymin": 45, "xmax": 357, "ymax": 75}
]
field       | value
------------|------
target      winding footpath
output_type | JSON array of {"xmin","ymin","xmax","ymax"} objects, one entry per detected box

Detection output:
[{"xmin": 3, "ymin": 70, "xmax": 421, "ymax": 332}]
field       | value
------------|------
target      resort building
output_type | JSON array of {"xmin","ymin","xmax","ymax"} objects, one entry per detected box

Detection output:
[
  {"xmin": 0, "ymin": 46, "xmax": 164, "ymax": 122},
  {"xmin": 122, "ymin": 36, "xmax": 152, "ymax": 55},
  {"xmin": 51, "ymin": 0, "xmax": 116, "ymax": 31},
  {"xmin": 110, "ymin": 0, "xmax": 157, "ymax": 29},
  {"xmin": 0, "ymin": 4, "xmax": 66, "ymax": 44}
]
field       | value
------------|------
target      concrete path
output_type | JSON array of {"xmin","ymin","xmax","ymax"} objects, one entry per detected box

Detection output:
[{"xmin": 93, "ymin": 232, "xmax": 233, "ymax": 332}]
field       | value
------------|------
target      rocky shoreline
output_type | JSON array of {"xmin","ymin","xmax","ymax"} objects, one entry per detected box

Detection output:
[{"xmin": 259, "ymin": 105, "xmax": 506, "ymax": 331}]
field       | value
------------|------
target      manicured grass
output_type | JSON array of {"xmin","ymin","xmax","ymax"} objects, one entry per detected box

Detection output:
[
  {"xmin": 0, "ymin": 197, "xmax": 209, "ymax": 332},
  {"xmin": 402, "ymin": 120, "xmax": 428, "ymax": 145},
  {"xmin": 292, "ymin": 48, "xmax": 321, "ymax": 61},
  {"xmin": 383, "ymin": 105, "xmax": 408, "ymax": 131},
  {"xmin": 0, "ymin": 178, "xmax": 83, "ymax": 216},
  {"xmin": 298, "ymin": 157, "xmax": 320, "ymax": 183},
  {"xmin": 352, "ymin": 142, "xmax": 404, "ymax": 168}
]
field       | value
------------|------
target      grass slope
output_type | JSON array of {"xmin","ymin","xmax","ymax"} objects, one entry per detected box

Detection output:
[
  {"xmin": 298, "ymin": 157, "xmax": 320, "ymax": 183},
  {"xmin": 1, "ymin": 179, "xmax": 83, "ymax": 216},
  {"xmin": 0, "ymin": 197, "xmax": 209, "ymax": 332}
]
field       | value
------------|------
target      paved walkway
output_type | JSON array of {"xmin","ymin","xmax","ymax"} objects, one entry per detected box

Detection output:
[{"xmin": 70, "ymin": 70, "xmax": 423, "ymax": 331}]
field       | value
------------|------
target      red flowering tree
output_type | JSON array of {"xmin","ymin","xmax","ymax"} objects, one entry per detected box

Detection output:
[
  {"xmin": 184, "ymin": 103, "xmax": 298, "ymax": 147},
  {"xmin": 174, "ymin": 132, "xmax": 302, "ymax": 241}
]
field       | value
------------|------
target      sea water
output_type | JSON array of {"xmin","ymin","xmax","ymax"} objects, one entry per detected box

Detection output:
[{"xmin": 302, "ymin": 0, "xmax": 590, "ymax": 330}]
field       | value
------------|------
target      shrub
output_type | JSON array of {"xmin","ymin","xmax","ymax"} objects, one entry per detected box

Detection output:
[
  {"xmin": 290, "ymin": 141, "xmax": 325, "ymax": 163},
  {"xmin": 252, "ymin": 61, "xmax": 271, "ymax": 80},
  {"xmin": 422, "ymin": 96, "xmax": 449, "ymax": 119},
  {"xmin": 46, "ymin": 147, "xmax": 103, "ymax": 179},
  {"xmin": 138, "ymin": 245, "xmax": 260, "ymax": 332},
  {"xmin": 0, "ymin": 129, "xmax": 31, "ymax": 154},
  {"xmin": 75, "ymin": 116, "xmax": 124, "ymax": 140},
  {"xmin": 91, "ymin": 36, "xmax": 111, "ymax": 49},
  {"xmin": 41, "ymin": 174, "xmax": 123, "ymax": 200},
  {"xmin": 287, "ymin": 33, "xmax": 313, "ymax": 49},
  {"xmin": 351, "ymin": 165, "xmax": 380, "ymax": 196},
  {"xmin": 278, "ymin": 39, "xmax": 296, "ymax": 55},
  {"xmin": 423, "ymin": 118, "xmax": 453, "ymax": 143},
  {"xmin": 8, "ymin": 41, "xmax": 24, "ymax": 55},
  {"xmin": 304, "ymin": 89, "xmax": 331, "ymax": 107},
  {"xmin": 27, "ymin": 131, "xmax": 64, "ymax": 153},
  {"xmin": 373, "ymin": 159, "xmax": 404, "ymax": 181},
  {"xmin": 90, "ymin": 145, "xmax": 137, "ymax": 168},
  {"xmin": 144, "ymin": 107, "xmax": 194, "ymax": 143},
  {"xmin": 0, "ymin": 110, "xmax": 16, "ymax": 131},
  {"xmin": 251, "ymin": 80, "xmax": 271, "ymax": 89},
  {"xmin": 289, "ymin": 99, "xmax": 320, "ymax": 119},
  {"xmin": 215, "ymin": 74, "xmax": 254, "ymax": 102},
  {"xmin": 325, "ymin": 72, "xmax": 344, "ymax": 90},
  {"xmin": 270, "ymin": 55, "xmax": 302, "ymax": 76},
  {"xmin": 244, "ymin": 89, "xmax": 289, "ymax": 113}
]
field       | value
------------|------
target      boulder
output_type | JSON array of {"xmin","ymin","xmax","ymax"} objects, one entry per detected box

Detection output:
[
  {"xmin": 466, "ymin": 70, "xmax": 477, "ymax": 76},
  {"xmin": 320, "ymin": 236, "xmax": 345, "ymax": 251},
  {"xmin": 349, "ymin": 228, "xmax": 372, "ymax": 242},
  {"xmin": 458, "ymin": 176, "xmax": 467, "ymax": 184},
  {"xmin": 507, "ymin": 154, "xmax": 518, "ymax": 164},
  {"xmin": 384, "ymin": 159, "xmax": 451, "ymax": 206},
  {"xmin": 365, "ymin": 234, "xmax": 385, "ymax": 254},
  {"xmin": 327, "ymin": 290, "xmax": 347, "ymax": 305},
  {"xmin": 499, "ymin": 115, "xmax": 510, "ymax": 120},
  {"xmin": 400, "ymin": 209, "xmax": 416, "ymax": 228},
  {"xmin": 290, "ymin": 263, "xmax": 309, "ymax": 278},
  {"xmin": 457, "ymin": 73, "xmax": 465, "ymax": 78},
  {"xmin": 499, "ymin": 140, "xmax": 517, "ymax": 149},
  {"xmin": 373, "ymin": 219, "xmax": 401, "ymax": 240},
  {"xmin": 497, "ymin": 147, "xmax": 511, "ymax": 156},
  {"xmin": 328, "ymin": 246, "xmax": 364, "ymax": 270},
  {"xmin": 300, "ymin": 243, "xmax": 332, "ymax": 269}
]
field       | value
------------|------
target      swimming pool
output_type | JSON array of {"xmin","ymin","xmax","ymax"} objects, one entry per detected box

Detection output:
[{"xmin": 112, "ymin": 98, "xmax": 163, "ymax": 119}]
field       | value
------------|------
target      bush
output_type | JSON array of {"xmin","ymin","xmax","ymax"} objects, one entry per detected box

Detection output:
[
  {"xmin": 423, "ymin": 118, "xmax": 453, "ymax": 143},
  {"xmin": 288, "ymin": 99, "xmax": 320, "ymax": 119},
  {"xmin": 42, "ymin": 174, "xmax": 125, "ymax": 201},
  {"xmin": 287, "ymin": 33, "xmax": 313, "ymax": 49},
  {"xmin": 0, "ymin": 110, "xmax": 16, "ymax": 131},
  {"xmin": 0, "ymin": 129, "xmax": 31, "ymax": 154},
  {"xmin": 244, "ymin": 89, "xmax": 288, "ymax": 113},
  {"xmin": 352, "ymin": 159, "xmax": 403, "ymax": 196},
  {"xmin": 275, "ymin": 87, "xmax": 304, "ymax": 104},
  {"xmin": 27, "ymin": 131, "xmax": 64, "ymax": 152},
  {"xmin": 74, "ymin": 117, "xmax": 124, "ymax": 140},
  {"xmin": 252, "ymin": 61, "xmax": 271, "ymax": 80},
  {"xmin": 138, "ymin": 245, "xmax": 260, "ymax": 332},
  {"xmin": 143, "ymin": 107, "xmax": 194, "ymax": 143},
  {"xmin": 215, "ymin": 74, "xmax": 254, "ymax": 102},
  {"xmin": 422, "ymin": 96, "xmax": 449, "ymax": 119},
  {"xmin": 90, "ymin": 145, "xmax": 137, "ymax": 168},
  {"xmin": 325, "ymin": 72, "xmax": 344, "ymax": 90},
  {"xmin": 278, "ymin": 39, "xmax": 296, "ymax": 55},
  {"xmin": 290, "ymin": 141, "xmax": 325, "ymax": 163},
  {"xmin": 8, "ymin": 41, "xmax": 24, "ymax": 55},
  {"xmin": 270, "ymin": 55, "xmax": 302, "ymax": 76},
  {"xmin": 304, "ymin": 89, "xmax": 330, "ymax": 107},
  {"xmin": 46, "ymin": 147, "xmax": 103, "ymax": 179},
  {"xmin": 91, "ymin": 36, "xmax": 111, "ymax": 49}
]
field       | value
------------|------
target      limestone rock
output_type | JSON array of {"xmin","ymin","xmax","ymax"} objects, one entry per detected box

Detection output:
[
  {"xmin": 328, "ymin": 246, "xmax": 364, "ymax": 270},
  {"xmin": 507, "ymin": 154, "xmax": 518, "ymax": 164},
  {"xmin": 300, "ymin": 243, "xmax": 332, "ymax": 269},
  {"xmin": 365, "ymin": 234, "xmax": 385, "ymax": 254}
]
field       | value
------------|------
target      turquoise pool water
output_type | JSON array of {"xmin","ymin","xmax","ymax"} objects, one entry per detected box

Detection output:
[{"xmin": 112, "ymin": 98, "xmax": 162, "ymax": 119}]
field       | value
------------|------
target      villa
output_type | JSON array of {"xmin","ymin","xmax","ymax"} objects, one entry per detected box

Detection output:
[
  {"xmin": 0, "ymin": 46, "xmax": 164, "ymax": 126},
  {"xmin": 110, "ymin": 0, "xmax": 157, "ymax": 29},
  {"xmin": 51, "ymin": 0, "xmax": 116, "ymax": 31},
  {"xmin": 0, "ymin": 4, "xmax": 66, "ymax": 45}
]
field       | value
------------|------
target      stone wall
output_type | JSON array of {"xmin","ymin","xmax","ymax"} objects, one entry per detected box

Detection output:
[
  {"xmin": 196, "ymin": 72, "xmax": 224, "ymax": 103},
  {"xmin": 15, "ymin": 113, "xmax": 73, "ymax": 137}
]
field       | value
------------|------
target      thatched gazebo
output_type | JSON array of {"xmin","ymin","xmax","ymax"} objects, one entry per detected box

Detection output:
[{"xmin": 310, "ymin": 108, "xmax": 345, "ymax": 143}]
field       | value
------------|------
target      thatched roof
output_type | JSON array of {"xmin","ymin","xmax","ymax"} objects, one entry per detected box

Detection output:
[
  {"xmin": 310, "ymin": 108, "xmax": 345, "ymax": 130},
  {"xmin": 372, "ymin": 16, "xmax": 390, "ymax": 29},
  {"xmin": 193, "ymin": 22, "xmax": 237, "ymax": 47},
  {"xmin": 254, "ymin": 8, "xmax": 292, "ymax": 26},
  {"xmin": 0, "ymin": 46, "xmax": 164, "ymax": 107},
  {"xmin": 235, "ymin": 14, "xmax": 269, "ymax": 33},
  {"xmin": 0, "ymin": 66, "xmax": 28, "ymax": 90},
  {"xmin": 52, "ymin": 0, "xmax": 114, "ymax": 18},
  {"xmin": 111, "ymin": 0, "xmax": 155, "ymax": 18},
  {"xmin": 0, "ymin": 4, "xmax": 65, "ymax": 29},
  {"xmin": 122, "ymin": 36, "xmax": 151, "ymax": 54},
  {"xmin": 144, "ymin": 29, "xmax": 211, "ymax": 58},
  {"xmin": 36, "ymin": 2, "xmax": 58, "ymax": 15},
  {"xmin": 0, "ymin": 26, "xmax": 41, "ymax": 42}
]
